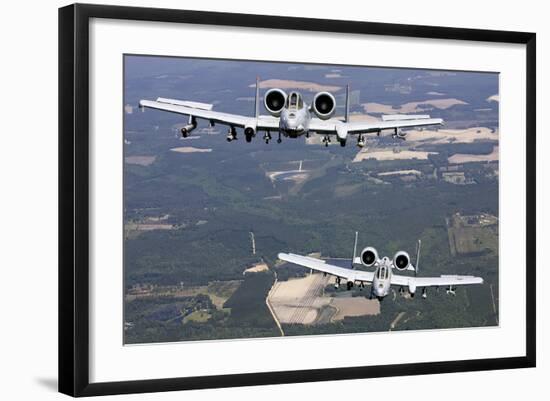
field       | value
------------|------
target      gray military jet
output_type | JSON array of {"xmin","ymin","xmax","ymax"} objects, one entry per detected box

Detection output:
[
  {"xmin": 278, "ymin": 233, "xmax": 483, "ymax": 300},
  {"xmin": 139, "ymin": 78, "xmax": 444, "ymax": 147}
]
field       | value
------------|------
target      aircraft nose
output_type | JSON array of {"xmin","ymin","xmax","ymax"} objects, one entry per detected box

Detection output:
[{"xmin": 283, "ymin": 118, "xmax": 295, "ymax": 128}]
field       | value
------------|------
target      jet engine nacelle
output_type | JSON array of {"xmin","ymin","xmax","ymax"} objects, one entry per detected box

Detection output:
[
  {"xmin": 360, "ymin": 247, "xmax": 378, "ymax": 267},
  {"xmin": 264, "ymin": 88, "xmax": 287, "ymax": 116},
  {"xmin": 312, "ymin": 92, "xmax": 336, "ymax": 120},
  {"xmin": 393, "ymin": 251, "xmax": 410, "ymax": 271}
]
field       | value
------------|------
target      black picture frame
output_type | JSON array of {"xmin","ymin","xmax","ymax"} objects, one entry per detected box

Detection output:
[{"xmin": 59, "ymin": 3, "xmax": 536, "ymax": 397}]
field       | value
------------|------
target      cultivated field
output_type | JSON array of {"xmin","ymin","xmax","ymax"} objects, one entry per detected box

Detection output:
[
  {"xmin": 269, "ymin": 272, "xmax": 380, "ymax": 325},
  {"xmin": 331, "ymin": 297, "xmax": 380, "ymax": 320},
  {"xmin": 126, "ymin": 280, "xmax": 241, "ymax": 310},
  {"xmin": 362, "ymin": 98, "xmax": 467, "ymax": 114},
  {"xmin": 269, "ymin": 273, "xmax": 332, "ymax": 325},
  {"xmin": 244, "ymin": 262, "xmax": 269, "ymax": 274},
  {"xmin": 448, "ymin": 146, "xmax": 499, "ymax": 164},
  {"xmin": 170, "ymin": 147, "xmax": 212, "ymax": 153},
  {"xmin": 378, "ymin": 169, "xmax": 422, "ymax": 177},
  {"xmin": 351, "ymin": 127, "xmax": 498, "ymax": 164},
  {"xmin": 353, "ymin": 149, "xmax": 436, "ymax": 163},
  {"xmin": 124, "ymin": 222, "xmax": 174, "ymax": 234},
  {"xmin": 183, "ymin": 310, "xmax": 211, "ymax": 323},
  {"xmin": 404, "ymin": 127, "xmax": 499, "ymax": 144},
  {"xmin": 253, "ymin": 79, "xmax": 341, "ymax": 92},
  {"xmin": 125, "ymin": 155, "xmax": 156, "ymax": 166}
]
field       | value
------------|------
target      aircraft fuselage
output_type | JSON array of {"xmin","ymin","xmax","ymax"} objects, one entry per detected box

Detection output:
[
  {"xmin": 371, "ymin": 257, "xmax": 393, "ymax": 299},
  {"xmin": 279, "ymin": 104, "xmax": 311, "ymax": 137},
  {"xmin": 277, "ymin": 91, "xmax": 312, "ymax": 138}
]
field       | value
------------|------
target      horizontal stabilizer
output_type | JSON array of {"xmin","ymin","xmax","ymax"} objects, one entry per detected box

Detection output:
[
  {"xmin": 382, "ymin": 114, "xmax": 432, "ymax": 121},
  {"xmin": 155, "ymin": 98, "xmax": 213, "ymax": 111}
]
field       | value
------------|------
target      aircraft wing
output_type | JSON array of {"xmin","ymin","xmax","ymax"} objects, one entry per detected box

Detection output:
[
  {"xmin": 139, "ymin": 98, "xmax": 280, "ymax": 129},
  {"xmin": 278, "ymin": 253, "xmax": 375, "ymax": 283},
  {"xmin": 309, "ymin": 115, "xmax": 443, "ymax": 134},
  {"xmin": 390, "ymin": 273, "xmax": 483, "ymax": 288}
]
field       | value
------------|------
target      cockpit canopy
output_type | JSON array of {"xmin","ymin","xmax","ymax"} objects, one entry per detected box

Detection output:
[
  {"xmin": 376, "ymin": 265, "xmax": 389, "ymax": 280},
  {"xmin": 285, "ymin": 91, "xmax": 304, "ymax": 110}
]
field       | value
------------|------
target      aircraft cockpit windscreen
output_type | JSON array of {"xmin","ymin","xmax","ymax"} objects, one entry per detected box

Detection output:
[
  {"xmin": 377, "ymin": 266, "xmax": 388, "ymax": 280},
  {"xmin": 286, "ymin": 92, "xmax": 303, "ymax": 110}
]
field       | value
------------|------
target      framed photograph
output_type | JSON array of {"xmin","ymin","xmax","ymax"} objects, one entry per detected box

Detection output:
[{"xmin": 59, "ymin": 3, "xmax": 536, "ymax": 397}]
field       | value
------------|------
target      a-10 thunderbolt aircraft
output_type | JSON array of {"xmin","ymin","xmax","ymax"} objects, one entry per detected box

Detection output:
[
  {"xmin": 278, "ymin": 233, "xmax": 483, "ymax": 300},
  {"xmin": 139, "ymin": 78, "xmax": 444, "ymax": 147}
]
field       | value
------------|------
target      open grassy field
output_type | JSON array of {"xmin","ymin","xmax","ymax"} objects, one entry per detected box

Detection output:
[
  {"xmin": 183, "ymin": 310, "xmax": 212, "ymax": 323},
  {"xmin": 331, "ymin": 297, "xmax": 380, "ymax": 321},
  {"xmin": 447, "ymin": 214, "xmax": 498, "ymax": 256},
  {"xmin": 125, "ymin": 280, "xmax": 241, "ymax": 310}
]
